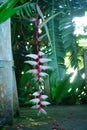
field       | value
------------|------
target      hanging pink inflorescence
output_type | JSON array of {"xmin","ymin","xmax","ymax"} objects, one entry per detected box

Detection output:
[{"xmin": 25, "ymin": 4, "xmax": 51, "ymax": 114}]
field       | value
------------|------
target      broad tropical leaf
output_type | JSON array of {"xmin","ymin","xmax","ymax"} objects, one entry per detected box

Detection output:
[
  {"xmin": 39, "ymin": 11, "xmax": 64, "ymax": 28},
  {"xmin": 0, "ymin": 0, "xmax": 22, "ymax": 23},
  {"xmin": 0, "ymin": 0, "xmax": 37, "ymax": 24},
  {"xmin": 47, "ymin": 0, "xmax": 66, "ymax": 84},
  {"xmin": 36, "ymin": 3, "xmax": 52, "ymax": 46}
]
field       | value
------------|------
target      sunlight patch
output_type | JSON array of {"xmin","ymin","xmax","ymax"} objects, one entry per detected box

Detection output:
[{"xmin": 70, "ymin": 68, "xmax": 77, "ymax": 83}]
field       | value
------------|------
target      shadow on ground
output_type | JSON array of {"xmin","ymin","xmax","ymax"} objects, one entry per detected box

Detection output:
[{"xmin": 3, "ymin": 105, "xmax": 87, "ymax": 130}]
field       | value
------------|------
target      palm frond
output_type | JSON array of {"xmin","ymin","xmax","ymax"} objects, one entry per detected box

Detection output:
[
  {"xmin": 47, "ymin": 0, "xmax": 66, "ymax": 83},
  {"xmin": 59, "ymin": 14, "xmax": 78, "ymax": 69},
  {"xmin": 36, "ymin": 3, "xmax": 51, "ymax": 46},
  {"xmin": 16, "ymin": 2, "xmax": 36, "ymax": 19},
  {"xmin": 0, "ymin": 0, "xmax": 21, "ymax": 23},
  {"xmin": 0, "ymin": 0, "xmax": 36, "ymax": 24}
]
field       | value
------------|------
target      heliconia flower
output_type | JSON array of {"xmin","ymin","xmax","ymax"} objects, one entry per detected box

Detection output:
[
  {"xmin": 30, "ymin": 98, "xmax": 40, "ymax": 104},
  {"xmin": 31, "ymin": 105, "xmax": 40, "ymax": 109},
  {"xmin": 40, "ymin": 72, "xmax": 48, "ymax": 77},
  {"xmin": 39, "ymin": 58, "xmax": 51, "ymax": 63},
  {"xmin": 40, "ymin": 95, "xmax": 48, "ymax": 99},
  {"xmin": 34, "ymin": 77, "xmax": 44, "ymax": 82},
  {"xmin": 30, "ymin": 16, "xmax": 38, "ymax": 22},
  {"xmin": 26, "ymin": 54, "xmax": 38, "ymax": 59},
  {"xmin": 25, "ymin": 61, "xmax": 38, "ymax": 66},
  {"xmin": 40, "ymin": 65, "xmax": 52, "ymax": 70},
  {"xmin": 25, "ymin": 14, "xmax": 52, "ymax": 115},
  {"xmin": 38, "ymin": 51, "xmax": 45, "ymax": 56},
  {"xmin": 41, "ymin": 101, "xmax": 50, "ymax": 106},
  {"xmin": 38, "ymin": 108, "xmax": 47, "ymax": 115},
  {"xmin": 33, "ymin": 91, "xmax": 40, "ymax": 96},
  {"xmin": 27, "ymin": 69, "xmax": 38, "ymax": 74}
]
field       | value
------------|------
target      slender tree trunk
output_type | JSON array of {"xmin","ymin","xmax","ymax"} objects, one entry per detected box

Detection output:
[
  {"xmin": 84, "ymin": 52, "xmax": 87, "ymax": 88},
  {"xmin": 44, "ymin": 75, "xmax": 51, "ymax": 100},
  {"xmin": 0, "ymin": 19, "xmax": 19, "ymax": 124}
]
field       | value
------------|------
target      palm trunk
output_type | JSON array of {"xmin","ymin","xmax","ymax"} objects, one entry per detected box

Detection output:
[{"xmin": 0, "ymin": 19, "xmax": 19, "ymax": 124}]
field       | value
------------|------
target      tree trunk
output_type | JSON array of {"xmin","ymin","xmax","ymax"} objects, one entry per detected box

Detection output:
[
  {"xmin": 0, "ymin": 19, "xmax": 19, "ymax": 124},
  {"xmin": 44, "ymin": 75, "xmax": 51, "ymax": 100},
  {"xmin": 84, "ymin": 52, "xmax": 87, "ymax": 88}
]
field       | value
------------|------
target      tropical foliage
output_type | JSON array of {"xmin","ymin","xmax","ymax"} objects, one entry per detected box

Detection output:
[
  {"xmin": 0, "ymin": 0, "xmax": 21, "ymax": 23},
  {"xmin": 1, "ymin": 0, "xmax": 87, "ymax": 108},
  {"xmin": 12, "ymin": 0, "xmax": 87, "ymax": 106}
]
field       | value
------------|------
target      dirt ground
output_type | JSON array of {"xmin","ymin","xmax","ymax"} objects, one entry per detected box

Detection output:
[{"xmin": 3, "ymin": 105, "xmax": 87, "ymax": 130}]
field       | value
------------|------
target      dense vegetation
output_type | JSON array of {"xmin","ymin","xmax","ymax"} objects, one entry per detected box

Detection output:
[
  {"xmin": 1, "ymin": 0, "xmax": 87, "ymax": 109},
  {"xmin": 9, "ymin": 0, "xmax": 87, "ymax": 106}
]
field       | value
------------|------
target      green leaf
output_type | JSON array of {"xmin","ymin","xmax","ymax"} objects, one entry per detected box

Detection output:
[
  {"xmin": 0, "ymin": 0, "xmax": 22, "ymax": 23},
  {"xmin": 0, "ymin": 0, "xmax": 36, "ymax": 24},
  {"xmin": 39, "ymin": 12, "xmax": 64, "ymax": 28},
  {"xmin": 36, "ymin": 3, "xmax": 52, "ymax": 46}
]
